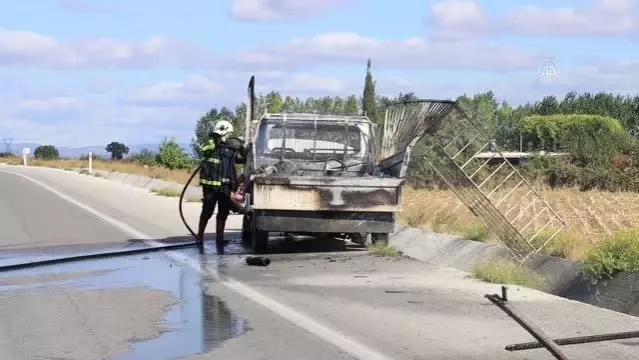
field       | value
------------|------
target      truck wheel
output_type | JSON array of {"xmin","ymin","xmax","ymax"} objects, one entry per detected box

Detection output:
[
  {"xmin": 349, "ymin": 233, "xmax": 368, "ymax": 246},
  {"xmin": 371, "ymin": 233, "xmax": 389, "ymax": 246},
  {"xmin": 241, "ymin": 213, "xmax": 252, "ymax": 245},
  {"xmin": 252, "ymin": 230, "xmax": 268, "ymax": 253},
  {"xmin": 251, "ymin": 216, "xmax": 268, "ymax": 254}
]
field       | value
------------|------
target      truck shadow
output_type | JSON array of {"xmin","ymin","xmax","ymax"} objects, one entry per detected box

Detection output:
[{"xmin": 130, "ymin": 232, "xmax": 367, "ymax": 255}]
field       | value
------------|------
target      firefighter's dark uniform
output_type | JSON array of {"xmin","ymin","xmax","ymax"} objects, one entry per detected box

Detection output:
[{"xmin": 197, "ymin": 136, "xmax": 246, "ymax": 245}]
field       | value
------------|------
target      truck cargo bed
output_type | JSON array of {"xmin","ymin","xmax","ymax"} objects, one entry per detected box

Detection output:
[{"xmin": 251, "ymin": 175, "xmax": 404, "ymax": 212}]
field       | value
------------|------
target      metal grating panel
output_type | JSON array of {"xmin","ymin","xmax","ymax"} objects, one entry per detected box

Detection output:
[
  {"xmin": 379, "ymin": 99, "xmax": 456, "ymax": 160},
  {"xmin": 412, "ymin": 101, "xmax": 567, "ymax": 262}
]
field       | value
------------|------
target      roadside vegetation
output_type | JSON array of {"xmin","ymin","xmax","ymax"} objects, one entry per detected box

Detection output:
[
  {"xmin": 150, "ymin": 187, "xmax": 201, "ymax": 202},
  {"xmin": 472, "ymin": 258, "xmax": 544, "ymax": 290},
  {"xmin": 368, "ymin": 243, "xmax": 401, "ymax": 257},
  {"xmin": 581, "ymin": 230, "xmax": 639, "ymax": 284},
  {"xmin": 3, "ymin": 60, "xmax": 639, "ymax": 284}
]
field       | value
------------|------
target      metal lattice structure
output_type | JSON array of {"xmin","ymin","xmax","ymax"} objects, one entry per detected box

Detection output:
[{"xmin": 383, "ymin": 100, "xmax": 566, "ymax": 263}]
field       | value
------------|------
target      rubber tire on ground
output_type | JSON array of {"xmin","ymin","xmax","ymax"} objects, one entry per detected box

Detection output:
[
  {"xmin": 349, "ymin": 233, "xmax": 368, "ymax": 246},
  {"xmin": 371, "ymin": 233, "xmax": 389, "ymax": 246}
]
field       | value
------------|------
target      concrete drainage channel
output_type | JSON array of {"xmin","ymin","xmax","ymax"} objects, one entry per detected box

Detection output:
[
  {"xmin": 13, "ymin": 165, "xmax": 639, "ymax": 318},
  {"xmin": 391, "ymin": 225, "xmax": 639, "ymax": 317}
]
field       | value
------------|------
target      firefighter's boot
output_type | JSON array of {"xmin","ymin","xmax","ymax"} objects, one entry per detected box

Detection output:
[
  {"xmin": 197, "ymin": 219, "xmax": 207, "ymax": 248},
  {"xmin": 216, "ymin": 219, "xmax": 229, "ymax": 246}
]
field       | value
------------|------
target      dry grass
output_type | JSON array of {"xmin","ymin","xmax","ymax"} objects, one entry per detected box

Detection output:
[
  {"xmin": 7, "ymin": 157, "xmax": 638, "ymax": 262},
  {"xmin": 398, "ymin": 186, "xmax": 639, "ymax": 260},
  {"xmin": 3, "ymin": 157, "xmax": 198, "ymax": 184},
  {"xmin": 150, "ymin": 187, "xmax": 201, "ymax": 202}
]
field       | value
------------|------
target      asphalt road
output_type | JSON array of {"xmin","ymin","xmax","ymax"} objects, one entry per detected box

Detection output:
[{"xmin": 1, "ymin": 165, "xmax": 639, "ymax": 360}]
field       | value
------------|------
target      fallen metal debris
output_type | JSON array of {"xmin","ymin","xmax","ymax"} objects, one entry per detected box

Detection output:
[
  {"xmin": 506, "ymin": 331, "xmax": 639, "ymax": 352},
  {"xmin": 486, "ymin": 286, "xmax": 639, "ymax": 360}
]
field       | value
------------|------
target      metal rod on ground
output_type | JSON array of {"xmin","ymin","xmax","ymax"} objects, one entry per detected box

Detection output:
[
  {"xmin": 485, "ymin": 286, "xmax": 570, "ymax": 360},
  {"xmin": 506, "ymin": 331, "xmax": 639, "ymax": 351}
]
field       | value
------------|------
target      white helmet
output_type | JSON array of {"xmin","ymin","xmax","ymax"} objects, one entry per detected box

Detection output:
[{"xmin": 213, "ymin": 120, "xmax": 233, "ymax": 136}]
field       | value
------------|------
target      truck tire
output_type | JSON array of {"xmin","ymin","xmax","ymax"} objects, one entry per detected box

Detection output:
[
  {"xmin": 252, "ymin": 229, "xmax": 268, "ymax": 253},
  {"xmin": 371, "ymin": 233, "xmax": 389, "ymax": 246},
  {"xmin": 349, "ymin": 233, "xmax": 368, "ymax": 246},
  {"xmin": 241, "ymin": 213, "xmax": 252, "ymax": 245},
  {"xmin": 251, "ymin": 216, "xmax": 268, "ymax": 254}
]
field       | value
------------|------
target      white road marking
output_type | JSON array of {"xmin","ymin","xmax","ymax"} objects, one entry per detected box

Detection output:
[{"xmin": 0, "ymin": 168, "xmax": 393, "ymax": 360}]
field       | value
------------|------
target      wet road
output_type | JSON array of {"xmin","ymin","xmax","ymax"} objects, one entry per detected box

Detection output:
[
  {"xmin": 0, "ymin": 247, "xmax": 357, "ymax": 360},
  {"xmin": 1, "ymin": 165, "xmax": 639, "ymax": 360},
  {"xmin": 0, "ymin": 167, "xmax": 133, "ymax": 249}
]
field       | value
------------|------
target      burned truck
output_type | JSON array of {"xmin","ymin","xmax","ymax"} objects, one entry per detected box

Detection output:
[{"xmin": 239, "ymin": 76, "xmax": 454, "ymax": 253}]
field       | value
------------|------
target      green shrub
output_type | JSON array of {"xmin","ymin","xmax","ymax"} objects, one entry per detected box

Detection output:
[
  {"xmin": 33, "ymin": 145, "xmax": 60, "ymax": 160},
  {"xmin": 472, "ymin": 258, "xmax": 544, "ymax": 289},
  {"xmin": 155, "ymin": 137, "xmax": 194, "ymax": 169},
  {"xmin": 368, "ymin": 243, "xmax": 400, "ymax": 257},
  {"xmin": 131, "ymin": 148, "xmax": 157, "ymax": 167},
  {"xmin": 150, "ymin": 187, "xmax": 181, "ymax": 197},
  {"xmin": 521, "ymin": 114, "xmax": 630, "ymax": 163},
  {"xmin": 461, "ymin": 223, "xmax": 490, "ymax": 242},
  {"xmin": 581, "ymin": 230, "xmax": 639, "ymax": 284}
]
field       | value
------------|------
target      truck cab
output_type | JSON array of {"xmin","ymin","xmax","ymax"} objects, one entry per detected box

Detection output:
[{"xmin": 241, "ymin": 115, "xmax": 405, "ymax": 253}]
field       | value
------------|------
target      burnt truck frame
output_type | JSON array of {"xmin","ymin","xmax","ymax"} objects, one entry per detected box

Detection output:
[{"xmin": 240, "ymin": 76, "xmax": 413, "ymax": 253}]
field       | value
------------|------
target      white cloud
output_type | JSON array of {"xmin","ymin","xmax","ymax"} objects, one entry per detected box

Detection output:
[
  {"xmin": 5, "ymin": 59, "xmax": 639, "ymax": 148},
  {"xmin": 428, "ymin": 0, "xmax": 487, "ymax": 39},
  {"xmin": 230, "ymin": 0, "xmax": 351, "ymax": 21},
  {"xmin": 220, "ymin": 32, "xmax": 547, "ymax": 71},
  {"xmin": 16, "ymin": 96, "xmax": 85, "ymax": 111},
  {"xmin": 427, "ymin": 0, "xmax": 639, "ymax": 39},
  {"xmin": 0, "ymin": 27, "xmax": 552, "ymax": 73},
  {"xmin": 123, "ymin": 71, "xmax": 357, "ymax": 109},
  {"xmin": 125, "ymin": 75, "xmax": 224, "ymax": 107},
  {"xmin": 0, "ymin": 28, "xmax": 212, "ymax": 69}
]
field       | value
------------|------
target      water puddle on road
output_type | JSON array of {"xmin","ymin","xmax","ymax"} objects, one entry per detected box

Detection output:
[{"xmin": 0, "ymin": 248, "xmax": 252, "ymax": 359}]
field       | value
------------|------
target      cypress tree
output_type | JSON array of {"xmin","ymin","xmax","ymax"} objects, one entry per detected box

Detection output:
[{"xmin": 363, "ymin": 58, "xmax": 377, "ymax": 122}]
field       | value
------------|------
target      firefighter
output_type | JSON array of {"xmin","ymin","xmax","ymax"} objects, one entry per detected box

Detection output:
[{"xmin": 197, "ymin": 120, "xmax": 247, "ymax": 248}]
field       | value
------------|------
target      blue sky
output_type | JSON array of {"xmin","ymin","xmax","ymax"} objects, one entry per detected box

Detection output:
[{"xmin": 1, "ymin": 0, "xmax": 638, "ymax": 147}]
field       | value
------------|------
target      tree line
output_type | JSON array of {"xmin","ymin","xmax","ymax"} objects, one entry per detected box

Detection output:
[
  {"xmin": 192, "ymin": 59, "xmax": 639, "ymax": 193},
  {"xmin": 10, "ymin": 59, "xmax": 639, "ymax": 193}
]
